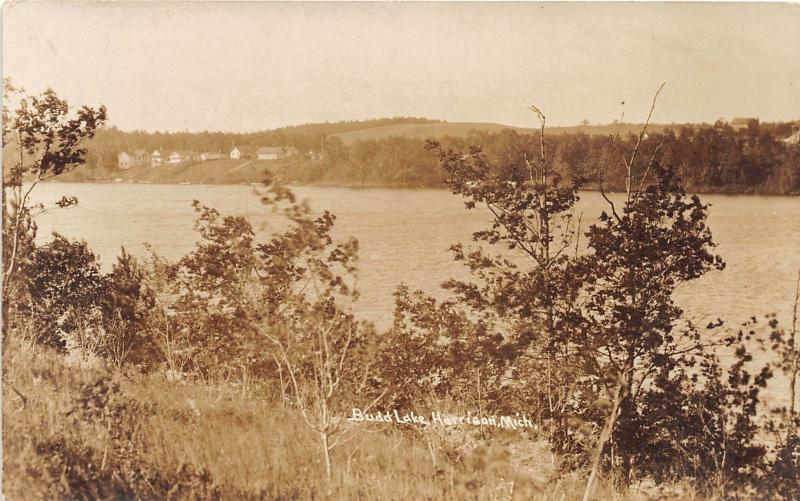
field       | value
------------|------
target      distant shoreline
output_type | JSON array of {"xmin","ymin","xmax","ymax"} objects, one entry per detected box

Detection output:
[{"xmin": 45, "ymin": 177, "xmax": 798, "ymax": 197}]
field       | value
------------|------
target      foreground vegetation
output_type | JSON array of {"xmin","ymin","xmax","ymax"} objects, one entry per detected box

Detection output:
[
  {"xmin": 4, "ymin": 331, "xmax": 650, "ymax": 500},
  {"xmin": 3, "ymin": 82, "xmax": 799, "ymax": 500}
]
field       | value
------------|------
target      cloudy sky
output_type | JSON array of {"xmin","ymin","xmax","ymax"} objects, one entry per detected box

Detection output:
[{"xmin": 3, "ymin": 2, "xmax": 799, "ymax": 132}]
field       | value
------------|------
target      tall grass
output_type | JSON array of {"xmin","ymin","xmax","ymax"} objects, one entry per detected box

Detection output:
[{"xmin": 2, "ymin": 328, "xmax": 678, "ymax": 500}]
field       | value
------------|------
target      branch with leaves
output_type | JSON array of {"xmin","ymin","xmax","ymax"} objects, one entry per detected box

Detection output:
[{"xmin": 2, "ymin": 80, "xmax": 107, "ymax": 311}]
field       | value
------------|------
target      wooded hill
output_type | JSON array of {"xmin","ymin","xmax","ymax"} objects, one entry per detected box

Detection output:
[{"xmin": 56, "ymin": 117, "xmax": 799, "ymax": 195}]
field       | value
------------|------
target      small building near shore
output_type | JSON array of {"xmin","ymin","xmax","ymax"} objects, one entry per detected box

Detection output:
[
  {"xmin": 200, "ymin": 151, "xmax": 223, "ymax": 161},
  {"xmin": 150, "ymin": 150, "xmax": 162, "ymax": 167},
  {"xmin": 256, "ymin": 146, "xmax": 298, "ymax": 160},
  {"xmin": 256, "ymin": 147, "xmax": 283, "ymax": 160},
  {"xmin": 730, "ymin": 117, "xmax": 759, "ymax": 131},
  {"xmin": 167, "ymin": 151, "xmax": 196, "ymax": 164},
  {"xmin": 133, "ymin": 149, "xmax": 148, "ymax": 166},
  {"xmin": 118, "ymin": 152, "xmax": 132, "ymax": 170},
  {"xmin": 230, "ymin": 146, "xmax": 255, "ymax": 160}
]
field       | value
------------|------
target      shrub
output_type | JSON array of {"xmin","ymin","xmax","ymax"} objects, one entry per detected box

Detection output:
[{"xmin": 21, "ymin": 234, "xmax": 108, "ymax": 350}]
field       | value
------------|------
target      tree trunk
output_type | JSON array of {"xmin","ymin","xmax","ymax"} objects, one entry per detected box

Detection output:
[
  {"xmin": 790, "ymin": 267, "xmax": 799, "ymax": 417},
  {"xmin": 617, "ymin": 360, "xmax": 637, "ymax": 484},
  {"xmin": 583, "ymin": 373, "xmax": 626, "ymax": 501},
  {"xmin": 321, "ymin": 431, "xmax": 332, "ymax": 479}
]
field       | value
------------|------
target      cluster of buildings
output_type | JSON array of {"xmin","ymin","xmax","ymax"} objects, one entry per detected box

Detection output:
[
  {"xmin": 230, "ymin": 146, "xmax": 298, "ymax": 160},
  {"xmin": 118, "ymin": 146, "xmax": 299, "ymax": 170},
  {"xmin": 718, "ymin": 118, "xmax": 799, "ymax": 145}
]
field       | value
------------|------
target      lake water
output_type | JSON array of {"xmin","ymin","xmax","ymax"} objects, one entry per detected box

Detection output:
[
  {"xmin": 29, "ymin": 182, "xmax": 800, "ymax": 402},
  {"xmin": 31, "ymin": 183, "xmax": 799, "ymax": 333}
]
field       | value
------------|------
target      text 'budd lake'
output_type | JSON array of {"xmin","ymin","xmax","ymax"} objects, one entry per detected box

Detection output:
[{"xmin": 348, "ymin": 408, "xmax": 537, "ymax": 430}]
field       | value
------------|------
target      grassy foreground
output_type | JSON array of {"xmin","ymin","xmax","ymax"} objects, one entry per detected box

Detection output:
[{"xmin": 3, "ymin": 331, "xmax": 701, "ymax": 500}]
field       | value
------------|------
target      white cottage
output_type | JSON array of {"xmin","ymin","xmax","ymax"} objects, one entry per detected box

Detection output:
[
  {"xmin": 256, "ymin": 147, "xmax": 283, "ymax": 160},
  {"xmin": 118, "ymin": 152, "xmax": 132, "ymax": 170},
  {"xmin": 200, "ymin": 151, "xmax": 222, "ymax": 161},
  {"xmin": 230, "ymin": 146, "xmax": 255, "ymax": 159}
]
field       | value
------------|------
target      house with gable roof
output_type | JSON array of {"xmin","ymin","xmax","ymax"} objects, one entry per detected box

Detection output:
[{"xmin": 230, "ymin": 146, "xmax": 255, "ymax": 160}]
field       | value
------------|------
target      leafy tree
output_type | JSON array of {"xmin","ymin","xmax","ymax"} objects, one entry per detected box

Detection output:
[
  {"xmin": 632, "ymin": 326, "xmax": 772, "ymax": 492},
  {"xmin": 21, "ymin": 234, "xmax": 108, "ymax": 350},
  {"xmin": 573, "ymin": 86, "xmax": 722, "ymax": 497},
  {"xmin": 381, "ymin": 285, "xmax": 510, "ymax": 414},
  {"xmin": 410, "ymin": 89, "xmax": 787, "ymax": 498},
  {"xmin": 101, "ymin": 248, "xmax": 157, "ymax": 367},
  {"xmin": 124, "ymin": 180, "xmax": 379, "ymax": 477},
  {"xmin": 321, "ymin": 136, "xmax": 350, "ymax": 169},
  {"xmin": 410, "ymin": 106, "xmax": 586, "ymax": 449},
  {"xmin": 246, "ymin": 183, "xmax": 379, "ymax": 479},
  {"xmin": 2, "ymin": 79, "xmax": 107, "ymax": 331}
]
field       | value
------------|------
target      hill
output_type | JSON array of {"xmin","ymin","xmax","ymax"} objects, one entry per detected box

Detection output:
[
  {"xmin": 45, "ymin": 120, "xmax": 798, "ymax": 195},
  {"xmin": 329, "ymin": 121, "xmax": 683, "ymax": 144}
]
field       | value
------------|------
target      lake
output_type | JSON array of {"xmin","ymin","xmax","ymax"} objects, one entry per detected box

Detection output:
[{"xmin": 31, "ymin": 183, "xmax": 799, "ymax": 332}]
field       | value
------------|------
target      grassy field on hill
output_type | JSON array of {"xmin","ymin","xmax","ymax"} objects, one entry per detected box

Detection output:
[{"xmin": 330, "ymin": 121, "xmax": 680, "ymax": 144}]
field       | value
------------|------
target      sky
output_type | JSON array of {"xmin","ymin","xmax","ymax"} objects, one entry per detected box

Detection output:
[{"xmin": 2, "ymin": 2, "xmax": 799, "ymax": 132}]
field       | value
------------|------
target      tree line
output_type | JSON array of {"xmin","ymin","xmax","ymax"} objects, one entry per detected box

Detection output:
[
  {"xmin": 77, "ymin": 117, "xmax": 441, "ymax": 169},
  {"xmin": 284, "ymin": 122, "xmax": 800, "ymax": 194},
  {"xmin": 61, "ymin": 110, "xmax": 800, "ymax": 195}
]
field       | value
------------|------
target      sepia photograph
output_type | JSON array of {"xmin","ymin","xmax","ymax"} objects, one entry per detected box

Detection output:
[{"xmin": 2, "ymin": 1, "xmax": 799, "ymax": 499}]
